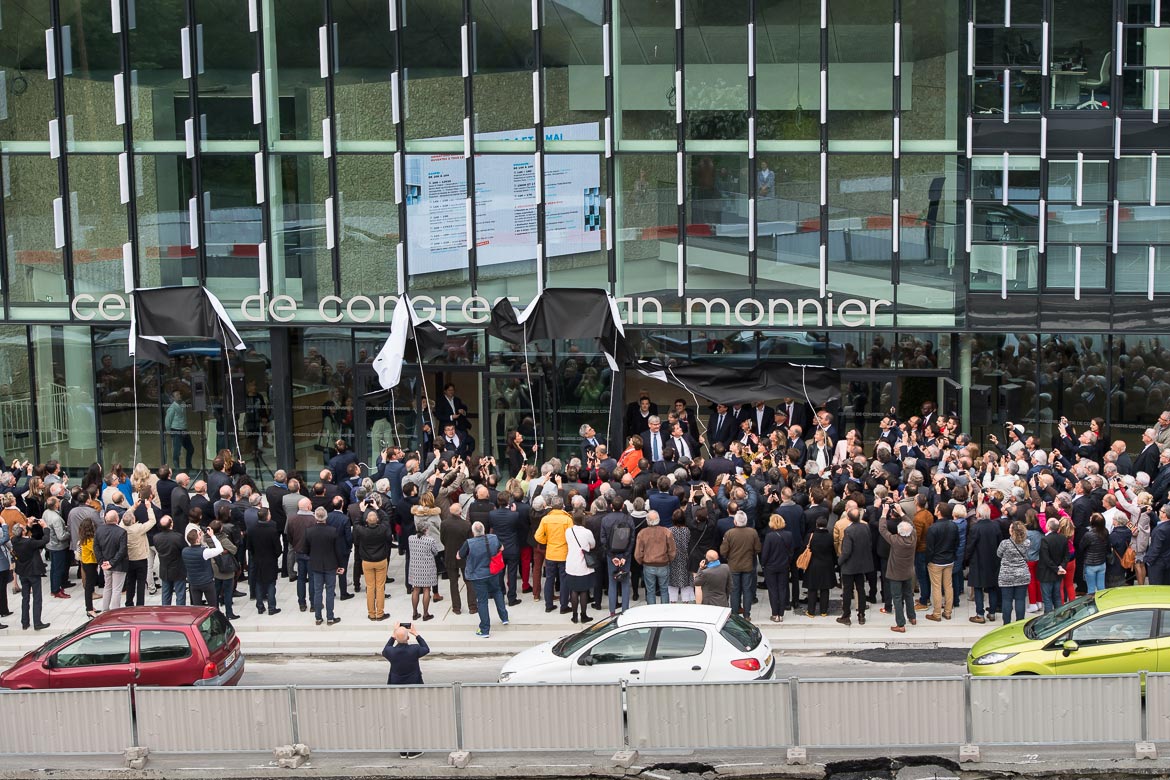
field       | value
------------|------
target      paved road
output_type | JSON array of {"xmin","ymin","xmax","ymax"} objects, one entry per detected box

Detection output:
[{"xmin": 239, "ymin": 649, "xmax": 968, "ymax": 685}]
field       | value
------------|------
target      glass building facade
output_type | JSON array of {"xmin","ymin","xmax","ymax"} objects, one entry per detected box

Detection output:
[{"xmin": 0, "ymin": 0, "xmax": 1167, "ymax": 477}]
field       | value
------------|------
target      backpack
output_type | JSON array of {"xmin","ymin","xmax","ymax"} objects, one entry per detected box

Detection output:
[{"xmin": 608, "ymin": 519, "xmax": 633, "ymax": 554}]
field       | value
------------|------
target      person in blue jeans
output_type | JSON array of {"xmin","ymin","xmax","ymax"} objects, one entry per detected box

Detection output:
[
  {"xmin": 1081, "ymin": 515, "xmax": 1110, "ymax": 594},
  {"xmin": 634, "ymin": 511, "xmax": 675, "ymax": 605},
  {"xmin": 600, "ymin": 500, "xmax": 636, "ymax": 615},
  {"xmin": 995, "ymin": 521, "xmax": 1032, "ymax": 624},
  {"xmin": 1037, "ymin": 519, "xmax": 1069, "ymax": 614},
  {"xmin": 459, "ymin": 523, "xmax": 508, "ymax": 638}
]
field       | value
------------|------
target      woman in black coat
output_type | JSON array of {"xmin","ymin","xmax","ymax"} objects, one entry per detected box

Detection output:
[
  {"xmin": 1106, "ymin": 521, "xmax": 1133, "ymax": 588},
  {"xmin": 761, "ymin": 514, "xmax": 795, "ymax": 622},
  {"xmin": 963, "ymin": 509, "xmax": 1003, "ymax": 623},
  {"xmin": 803, "ymin": 517, "xmax": 837, "ymax": 617},
  {"xmin": 686, "ymin": 506, "xmax": 717, "ymax": 574}
]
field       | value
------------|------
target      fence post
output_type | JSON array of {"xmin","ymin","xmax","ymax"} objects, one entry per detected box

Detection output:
[
  {"xmin": 788, "ymin": 677, "xmax": 800, "ymax": 747},
  {"xmin": 963, "ymin": 674, "xmax": 973, "ymax": 744},
  {"xmin": 128, "ymin": 685, "xmax": 138, "ymax": 748},
  {"xmin": 287, "ymin": 686, "xmax": 300, "ymax": 745},
  {"xmin": 1141, "ymin": 672, "xmax": 1148, "ymax": 743},
  {"xmin": 453, "ymin": 682, "xmax": 464, "ymax": 751},
  {"xmin": 620, "ymin": 680, "xmax": 630, "ymax": 747}
]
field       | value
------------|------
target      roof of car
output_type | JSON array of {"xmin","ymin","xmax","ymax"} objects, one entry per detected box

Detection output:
[
  {"xmin": 88, "ymin": 606, "xmax": 215, "ymax": 628},
  {"xmin": 616, "ymin": 604, "xmax": 731, "ymax": 627},
  {"xmin": 1095, "ymin": 585, "xmax": 1170, "ymax": 609}
]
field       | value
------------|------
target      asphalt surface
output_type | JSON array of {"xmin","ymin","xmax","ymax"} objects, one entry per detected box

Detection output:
[{"xmin": 239, "ymin": 649, "xmax": 968, "ymax": 686}]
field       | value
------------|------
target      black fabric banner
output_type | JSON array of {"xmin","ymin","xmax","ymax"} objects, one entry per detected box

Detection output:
[
  {"xmin": 130, "ymin": 286, "xmax": 245, "ymax": 363},
  {"xmin": 487, "ymin": 289, "xmax": 628, "ymax": 369},
  {"xmin": 636, "ymin": 359, "xmax": 840, "ymax": 407}
]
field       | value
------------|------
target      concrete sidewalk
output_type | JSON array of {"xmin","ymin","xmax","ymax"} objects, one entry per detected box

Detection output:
[{"xmin": 0, "ymin": 553, "xmax": 1002, "ymax": 660}]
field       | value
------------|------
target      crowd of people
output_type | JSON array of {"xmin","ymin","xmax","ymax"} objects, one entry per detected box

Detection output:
[{"xmin": 0, "ymin": 390, "xmax": 1168, "ymax": 636}]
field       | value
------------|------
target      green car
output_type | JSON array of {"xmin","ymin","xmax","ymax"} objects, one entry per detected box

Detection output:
[{"xmin": 968, "ymin": 586, "xmax": 1170, "ymax": 676}]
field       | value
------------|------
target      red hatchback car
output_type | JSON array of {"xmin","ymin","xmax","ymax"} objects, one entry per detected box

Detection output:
[{"xmin": 0, "ymin": 607, "xmax": 245, "ymax": 689}]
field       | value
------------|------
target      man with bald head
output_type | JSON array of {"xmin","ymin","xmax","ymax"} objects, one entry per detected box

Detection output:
[
  {"xmin": 382, "ymin": 620, "xmax": 430, "ymax": 761},
  {"xmin": 286, "ymin": 497, "xmax": 317, "ymax": 612},
  {"xmin": 94, "ymin": 510, "xmax": 128, "ymax": 613}
]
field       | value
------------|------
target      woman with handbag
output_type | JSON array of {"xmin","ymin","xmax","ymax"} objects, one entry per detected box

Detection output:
[
  {"xmin": 995, "ymin": 521, "xmax": 1032, "ymax": 624},
  {"xmin": 209, "ymin": 519, "xmax": 241, "ymax": 619},
  {"xmin": 564, "ymin": 513, "xmax": 596, "ymax": 624}
]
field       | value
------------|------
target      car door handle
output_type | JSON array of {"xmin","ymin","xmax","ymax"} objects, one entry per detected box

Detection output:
[
  {"xmin": 629, "ymin": 669, "xmax": 640, "ymax": 675},
  {"xmin": 1133, "ymin": 647, "xmax": 1151, "ymax": 653},
  {"xmin": 133, "ymin": 667, "xmax": 140, "ymax": 679},
  {"xmin": 691, "ymin": 665, "xmax": 702, "ymax": 671}
]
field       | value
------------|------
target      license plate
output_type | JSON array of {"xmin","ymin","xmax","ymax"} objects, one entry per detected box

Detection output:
[{"xmin": 223, "ymin": 649, "xmax": 239, "ymax": 669}]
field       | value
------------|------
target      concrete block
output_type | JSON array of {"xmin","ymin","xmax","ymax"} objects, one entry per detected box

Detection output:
[
  {"xmin": 448, "ymin": 750, "xmax": 472, "ymax": 769},
  {"xmin": 277, "ymin": 755, "xmax": 308, "ymax": 769},
  {"xmin": 785, "ymin": 747, "xmax": 807, "ymax": 765},
  {"xmin": 611, "ymin": 749, "xmax": 638, "ymax": 768},
  {"xmin": 1136, "ymin": 742, "xmax": 1158, "ymax": 760},
  {"xmin": 126, "ymin": 758, "xmax": 147, "ymax": 770},
  {"xmin": 292, "ymin": 743, "xmax": 311, "ymax": 758},
  {"xmin": 273, "ymin": 745, "xmax": 296, "ymax": 759},
  {"xmin": 959, "ymin": 744, "xmax": 980, "ymax": 763}
]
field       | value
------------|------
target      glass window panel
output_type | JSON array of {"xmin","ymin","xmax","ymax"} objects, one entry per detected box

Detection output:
[
  {"xmin": 541, "ymin": 0, "xmax": 605, "ymax": 129},
  {"xmin": 1116, "ymin": 245, "xmax": 1170, "ymax": 293},
  {"xmin": 975, "ymin": 0, "xmax": 1045, "ymax": 25},
  {"xmin": 202, "ymin": 154, "xmax": 262, "ymax": 306},
  {"xmin": 338, "ymin": 154, "xmax": 399, "ymax": 299},
  {"xmin": 1110, "ymin": 333, "xmax": 1170, "ymax": 442},
  {"xmin": 974, "ymin": 27, "xmax": 1044, "ymax": 68},
  {"xmin": 971, "ymin": 155, "xmax": 1041, "ymax": 201},
  {"xmin": 402, "ymin": 0, "xmax": 464, "ymax": 143},
  {"xmin": 1046, "ymin": 204, "xmax": 1108, "ymax": 243},
  {"xmin": 828, "ymin": 0, "xmax": 893, "ymax": 139},
  {"xmin": 69, "ymin": 154, "xmax": 128, "ymax": 296},
  {"xmin": 902, "ymin": 0, "xmax": 961, "ymax": 142},
  {"xmin": 546, "ymin": 154, "xmax": 608, "ymax": 290},
  {"xmin": 31, "ymin": 325, "xmax": 98, "ymax": 470},
  {"xmin": 685, "ymin": 154, "xmax": 747, "ymax": 291},
  {"xmin": 1045, "ymin": 245, "xmax": 1107, "ymax": 289},
  {"xmin": 135, "ymin": 154, "xmax": 195, "ymax": 290},
  {"xmin": 899, "ymin": 155, "xmax": 961, "ymax": 310},
  {"xmin": 290, "ymin": 327, "xmax": 352, "ymax": 471},
  {"xmin": 471, "ymin": 0, "xmax": 533, "ymax": 138},
  {"xmin": 0, "ymin": 326, "xmax": 34, "ymax": 462},
  {"xmin": 1117, "ymin": 206, "xmax": 1170, "ymax": 242},
  {"xmin": 269, "ymin": 0, "xmax": 325, "ymax": 142},
  {"xmin": 684, "ymin": 0, "xmax": 747, "ymax": 140},
  {"xmin": 969, "ymin": 243, "xmax": 1039, "ymax": 291},
  {"xmin": 617, "ymin": 0, "xmax": 675, "ymax": 141},
  {"xmin": 1039, "ymin": 333, "xmax": 1108, "ymax": 427},
  {"xmin": 1126, "ymin": 0, "xmax": 1157, "ymax": 24},
  {"xmin": 755, "ymin": 0, "xmax": 819, "ymax": 141},
  {"xmin": 972, "ymin": 202, "xmax": 1041, "ymax": 243},
  {"xmin": 757, "ymin": 155, "xmax": 820, "ymax": 294},
  {"xmin": 60, "ymin": 0, "xmax": 123, "ymax": 144},
  {"xmin": 333, "ymin": 0, "xmax": 395, "ymax": 143},
  {"xmin": 404, "ymin": 151, "xmax": 469, "ymax": 291},
  {"xmin": 271, "ymin": 154, "xmax": 333, "ymax": 307},
  {"xmin": 93, "ymin": 327, "xmax": 162, "ymax": 475},
  {"xmin": 617, "ymin": 154, "xmax": 675, "ymax": 299},
  {"xmin": 0, "ymin": 0, "xmax": 53, "ymax": 143},
  {"xmin": 128, "ymin": 0, "xmax": 188, "ymax": 143},
  {"xmin": 1118, "ymin": 155, "xmax": 1170, "ymax": 203},
  {"xmin": 828, "ymin": 154, "xmax": 891, "ymax": 263},
  {"xmin": 4, "ymin": 155, "xmax": 66, "ymax": 306},
  {"xmin": 1050, "ymin": 0, "xmax": 1114, "ymax": 111},
  {"xmin": 1120, "ymin": 67, "xmax": 1170, "ymax": 111},
  {"xmin": 1048, "ymin": 160, "xmax": 1109, "ymax": 202},
  {"xmin": 194, "ymin": 0, "xmax": 259, "ymax": 142}
]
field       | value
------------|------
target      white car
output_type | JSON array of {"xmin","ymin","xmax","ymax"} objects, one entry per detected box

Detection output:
[{"xmin": 497, "ymin": 604, "xmax": 774, "ymax": 684}]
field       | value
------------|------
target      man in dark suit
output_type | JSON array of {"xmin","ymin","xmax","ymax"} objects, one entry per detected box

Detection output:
[
  {"xmin": 155, "ymin": 466, "xmax": 178, "ymax": 518},
  {"xmin": 435, "ymin": 383, "xmax": 471, "ymax": 432},
  {"xmin": 304, "ymin": 509, "xmax": 346, "ymax": 625},
  {"xmin": 1134, "ymin": 428, "xmax": 1160, "ymax": 479},
  {"xmin": 170, "ymin": 474, "xmax": 192, "ymax": 536},
  {"xmin": 701, "ymin": 443, "xmax": 736, "ymax": 484},
  {"xmin": 734, "ymin": 417, "xmax": 762, "ymax": 453},
  {"xmin": 778, "ymin": 398, "xmax": 810, "ymax": 433},
  {"xmin": 667, "ymin": 421, "xmax": 700, "ymax": 462},
  {"xmin": 785, "ymin": 425, "xmax": 808, "ymax": 467},
  {"xmin": 706, "ymin": 403, "xmax": 737, "ymax": 448},
  {"xmin": 382, "ymin": 622, "xmax": 430, "ymax": 686},
  {"xmin": 641, "ymin": 416, "xmax": 667, "ymax": 465},
  {"xmin": 1150, "ymin": 450, "xmax": 1170, "ymax": 509},
  {"xmin": 438, "ymin": 422, "xmax": 475, "ymax": 459},
  {"xmin": 748, "ymin": 402, "xmax": 775, "ymax": 437},
  {"xmin": 579, "ymin": 424, "xmax": 606, "ymax": 461},
  {"xmin": 246, "ymin": 508, "xmax": 283, "ymax": 614},
  {"xmin": 1112, "ymin": 441, "xmax": 1134, "ymax": 477},
  {"xmin": 624, "ymin": 394, "xmax": 657, "ymax": 442}
]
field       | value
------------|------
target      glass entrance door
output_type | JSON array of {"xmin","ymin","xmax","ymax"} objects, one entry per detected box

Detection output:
[{"xmin": 484, "ymin": 371, "xmax": 551, "ymax": 478}]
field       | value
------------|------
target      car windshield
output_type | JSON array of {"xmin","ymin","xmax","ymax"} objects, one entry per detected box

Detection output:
[
  {"xmin": 1025, "ymin": 594, "xmax": 1099, "ymax": 640},
  {"xmin": 199, "ymin": 611, "xmax": 235, "ymax": 654},
  {"xmin": 34, "ymin": 622, "xmax": 89, "ymax": 658},
  {"xmin": 720, "ymin": 613, "xmax": 762, "ymax": 651},
  {"xmin": 552, "ymin": 615, "xmax": 619, "ymax": 657}
]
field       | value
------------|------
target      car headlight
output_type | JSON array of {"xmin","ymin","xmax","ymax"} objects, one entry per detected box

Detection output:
[
  {"xmin": 497, "ymin": 671, "xmax": 515, "ymax": 683},
  {"xmin": 972, "ymin": 651, "xmax": 1018, "ymax": 666}
]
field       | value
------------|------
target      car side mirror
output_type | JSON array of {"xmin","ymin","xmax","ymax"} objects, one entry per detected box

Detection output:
[
  {"xmin": 41, "ymin": 656, "xmax": 54, "ymax": 670},
  {"xmin": 1062, "ymin": 640, "xmax": 1079, "ymax": 657},
  {"xmin": 578, "ymin": 654, "xmax": 595, "ymax": 666}
]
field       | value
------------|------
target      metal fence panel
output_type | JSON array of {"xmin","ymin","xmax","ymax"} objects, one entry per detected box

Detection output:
[
  {"xmin": 294, "ymin": 686, "xmax": 458, "ymax": 752},
  {"xmin": 461, "ymin": 684, "xmax": 624, "ymax": 751},
  {"xmin": 626, "ymin": 682, "xmax": 792, "ymax": 750},
  {"xmin": 797, "ymin": 678, "xmax": 965, "ymax": 748},
  {"xmin": 970, "ymin": 675, "xmax": 1141, "ymax": 745},
  {"xmin": 1149, "ymin": 674, "xmax": 1170, "ymax": 743},
  {"xmin": 135, "ymin": 687, "xmax": 294, "ymax": 752},
  {"xmin": 0, "ymin": 688, "xmax": 132, "ymax": 754}
]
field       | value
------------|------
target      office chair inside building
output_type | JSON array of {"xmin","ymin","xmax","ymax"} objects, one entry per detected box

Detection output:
[{"xmin": 1078, "ymin": 51, "xmax": 1112, "ymax": 109}]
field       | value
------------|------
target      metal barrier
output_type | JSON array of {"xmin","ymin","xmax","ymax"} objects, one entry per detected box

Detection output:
[
  {"xmin": 969, "ymin": 674, "xmax": 1142, "ymax": 745},
  {"xmin": 460, "ymin": 683, "xmax": 624, "ymax": 752},
  {"xmin": 626, "ymin": 680, "xmax": 792, "ymax": 750},
  {"xmin": 135, "ymin": 687, "xmax": 296, "ymax": 753},
  {"xmin": 294, "ymin": 685, "xmax": 458, "ymax": 753},
  {"xmin": 796, "ymin": 677, "xmax": 966, "ymax": 748},
  {"xmin": 1144, "ymin": 673, "xmax": 1170, "ymax": 743},
  {"xmin": 2, "ymin": 673, "xmax": 1164, "ymax": 757},
  {"xmin": 0, "ymin": 688, "xmax": 132, "ymax": 755}
]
